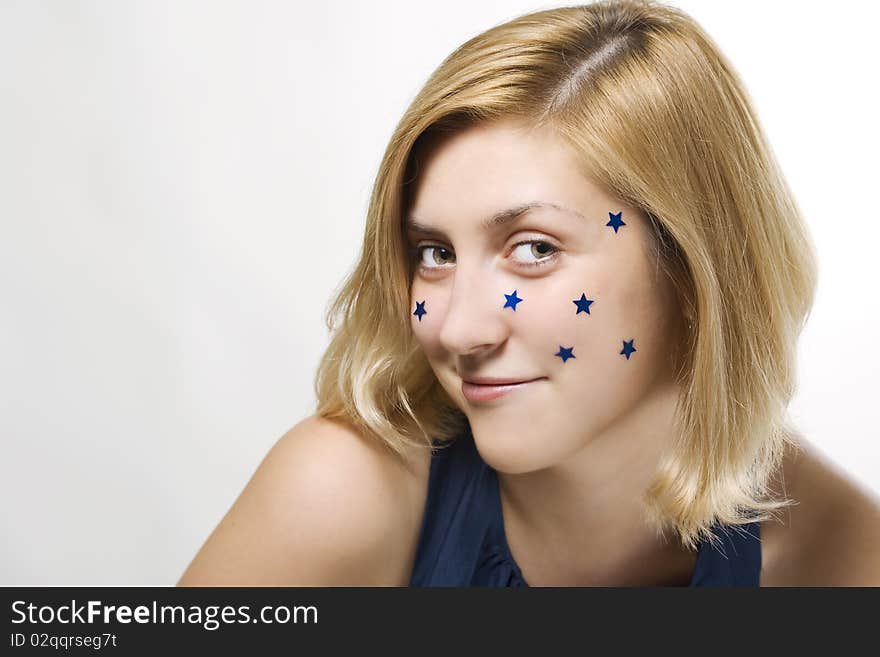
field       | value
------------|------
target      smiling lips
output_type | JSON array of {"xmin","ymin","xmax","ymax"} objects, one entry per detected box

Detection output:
[{"xmin": 460, "ymin": 377, "xmax": 546, "ymax": 402}]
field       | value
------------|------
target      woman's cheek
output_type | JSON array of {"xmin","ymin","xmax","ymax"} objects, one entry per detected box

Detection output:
[{"xmin": 410, "ymin": 285, "xmax": 444, "ymax": 348}]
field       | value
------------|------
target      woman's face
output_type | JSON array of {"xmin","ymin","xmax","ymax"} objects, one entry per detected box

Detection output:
[{"xmin": 407, "ymin": 118, "xmax": 682, "ymax": 474}]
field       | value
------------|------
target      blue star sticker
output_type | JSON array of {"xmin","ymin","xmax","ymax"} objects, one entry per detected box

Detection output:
[
  {"xmin": 573, "ymin": 293, "xmax": 595, "ymax": 315},
  {"xmin": 555, "ymin": 345, "xmax": 575, "ymax": 363},
  {"xmin": 503, "ymin": 290, "xmax": 523, "ymax": 311},
  {"xmin": 413, "ymin": 300, "xmax": 427, "ymax": 322},
  {"xmin": 620, "ymin": 339, "xmax": 637, "ymax": 360},
  {"xmin": 606, "ymin": 211, "xmax": 626, "ymax": 233}
]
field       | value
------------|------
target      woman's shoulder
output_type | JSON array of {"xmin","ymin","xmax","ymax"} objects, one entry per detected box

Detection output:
[
  {"xmin": 759, "ymin": 434, "xmax": 880, "ymax": 586},
  {"xmin": 292, "ymin": 414, "xmax": 434, "ymax": 543},
  {"xmin": 177, "ymin": 414, "xmax": 432, "ymax": 586},
  {"xmin": 283, "ymin": 414, "xmax": 433, "ymax": 506}
]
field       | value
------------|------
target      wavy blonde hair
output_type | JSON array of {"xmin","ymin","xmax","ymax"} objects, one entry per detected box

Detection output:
[{"xmin": 314, "ymin": 0, "xmax": 818, "ymax": 550}]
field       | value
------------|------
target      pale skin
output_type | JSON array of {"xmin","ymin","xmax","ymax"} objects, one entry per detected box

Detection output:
[{"xmin": 178, "ymin": 120, "xmax": 880, "ymax": 587}]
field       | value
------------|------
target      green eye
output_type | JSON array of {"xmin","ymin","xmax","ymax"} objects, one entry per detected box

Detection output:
[
  {"xmin": 512, "ymin": 241, "xmax": 559, "ymax": 266},
  {"xmin": 427, "ymin": 246, "xmax": 453, "ymax": 266}
]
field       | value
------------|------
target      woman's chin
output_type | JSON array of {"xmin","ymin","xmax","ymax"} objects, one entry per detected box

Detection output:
[{"xmin": 471, "ymin": 430, "xmax": 571, "ymax": 475}]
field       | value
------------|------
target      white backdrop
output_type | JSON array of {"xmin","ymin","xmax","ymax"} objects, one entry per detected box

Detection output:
[{"xmin": 2, "ymin": 1, "xmax": 877, "ymax": 585}]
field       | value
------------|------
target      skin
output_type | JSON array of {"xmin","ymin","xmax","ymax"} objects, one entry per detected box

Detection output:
[{"xmin": 406, "ymin": 118, "xmax": 702, "ymax": 585}]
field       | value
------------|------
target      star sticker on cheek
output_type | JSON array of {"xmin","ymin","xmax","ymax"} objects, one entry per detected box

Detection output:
[
  {"xmin": 573, "ymin": 293, "xmax": 595, "ymax": 315},
  {"xmin": 503, "ymin": 290, "xmax": 523, "ymax": 311},
  {"xmin": 606, "ymin": 211, "xmax": 626, "ymax": 233},
  {"xmin": 413, "ymin": 300, "xmax": 427, "ymax": 322},
  {"xmin": 620, "ymin": 339, "xmax": 637, "ymax": 360},
  {"xmin": 555, "ymin": 346, "xmax": 575, "ymax": 362}
]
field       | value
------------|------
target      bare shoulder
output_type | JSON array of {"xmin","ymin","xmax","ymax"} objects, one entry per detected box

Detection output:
[
  {"xmin": 177, "ymin": 414, "xmax": 432, "ymax": 586},
  {"xmin": 760, "ymin": 435, "xmax": 880, "ymax": 586}
]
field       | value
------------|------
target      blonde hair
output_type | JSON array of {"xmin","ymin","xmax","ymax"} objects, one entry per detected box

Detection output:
[{"xmin": 314, "ymin": 0, "xmax": 818, "ymax": 550}]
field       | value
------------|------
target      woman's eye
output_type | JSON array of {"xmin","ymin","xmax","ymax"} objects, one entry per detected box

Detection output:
[
  {"xmin": 510, "ymin": 241, "xmax": 559, "ymax": 267},
  {"xmin": 412, "ymin": 240, "xmax": 560, "ymax": 272},
  {"xmin": 418, "ymin": 246, "xmax": 454, "ymax": 268}
]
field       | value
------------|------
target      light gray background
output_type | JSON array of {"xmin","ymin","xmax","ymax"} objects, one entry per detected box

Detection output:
[{"xmin": 2, "ymin": 1, "xmax": 877, "ymax": 585}]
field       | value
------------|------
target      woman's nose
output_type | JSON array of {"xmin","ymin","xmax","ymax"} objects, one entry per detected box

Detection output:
[{"xmin": 436, "ymin": 269, "xmax": 513, "ymax": 357}]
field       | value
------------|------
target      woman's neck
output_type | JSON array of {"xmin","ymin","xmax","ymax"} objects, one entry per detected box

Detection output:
[{"xmin": 495, "ymin": 382, "xmax": 695, "ymax": 586}]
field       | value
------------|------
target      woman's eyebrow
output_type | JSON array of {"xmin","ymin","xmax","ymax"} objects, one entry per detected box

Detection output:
[{"xmin": 405, "ymin": 201, "xmax": 586, "ymax": 235}]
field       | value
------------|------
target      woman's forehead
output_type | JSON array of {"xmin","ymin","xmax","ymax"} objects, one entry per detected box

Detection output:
[{"xmin": 407, "ymin": 122, "xmax": 619, "ymax": 223}]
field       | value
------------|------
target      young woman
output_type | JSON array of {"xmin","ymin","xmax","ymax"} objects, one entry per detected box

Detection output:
[{"xmin": 178, "ymin": 0, "xmax": 880, "ymax": 586}]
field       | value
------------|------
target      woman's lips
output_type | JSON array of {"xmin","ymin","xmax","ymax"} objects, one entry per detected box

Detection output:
[{"xmin": 461, "ymin": 377, "xmax": 545, "ymax": 403}]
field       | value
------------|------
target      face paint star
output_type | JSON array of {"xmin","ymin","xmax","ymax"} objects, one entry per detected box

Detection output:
[
  {"xmin": 555, "ymin": 345, "xmax": 575, "ymax": 362},
  {"xmin": 606, "ymin": 211, "xmax": 626, "ymax": 233},
  {"xmin": 503, "ymin": 290, "xmax": 523, "ymax": 311},
  {"xmin": 413, "ymin": 300, "xmax": 427, "ymax": 322},
  {"xmin": 573, "ymin": 293, "xmax": 595, "ymax": 315},
  {"xmin": 620, "ymin": 339, "xmax": 637, "ymax": 360}
]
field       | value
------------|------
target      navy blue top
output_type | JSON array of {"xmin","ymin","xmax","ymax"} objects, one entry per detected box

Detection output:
[{"xmin": 409, "ymin": 427, "xmax": 762, "ymax": 587}]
